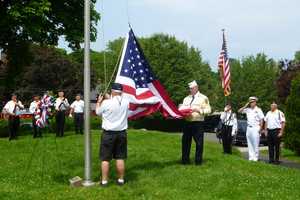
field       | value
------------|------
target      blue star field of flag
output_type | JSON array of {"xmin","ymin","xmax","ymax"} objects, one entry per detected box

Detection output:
[{"xmin": 120, "ymin": 29, "xmax": 156, "ymax": 89}]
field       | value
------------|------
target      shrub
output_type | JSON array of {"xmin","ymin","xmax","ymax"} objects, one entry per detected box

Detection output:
[
  {"xmin": 284, "ymin": 74, "xmax": 300, "ymax": 155},
  {"xmin": 0, "ymin": 116, "xmax": 102, "ymax": 138}
]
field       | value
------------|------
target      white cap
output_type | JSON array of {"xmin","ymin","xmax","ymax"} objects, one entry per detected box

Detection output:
[
  {"xmin": 249, "ymin": 96, "xmax": 258, "ymax": 102},
  {"xmin": 188, "ymin": 80, "xmax": 198, "ymax": 88}
]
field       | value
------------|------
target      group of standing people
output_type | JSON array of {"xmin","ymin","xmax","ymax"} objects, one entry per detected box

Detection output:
[
  {"xmin": 238, "ymin": 97, "xmax": 285, "ymax": 164},
  {"xmin": 1, "ymin": 81, "xmax": 286, "ymax": 186},
  {"xmin": 219, "ymin": 97, "xmax": 285, "ymax": 164},
  {"xmin": 178, "ymin": 80, "xmax": 285, "ymax": 165},
  {"xmin": 2, "ymin": 91, "xmax": 85, "ymax": 140},
  {"xmin": 95, "ymin": 80, "xmax": 286, "ymax": 187}
]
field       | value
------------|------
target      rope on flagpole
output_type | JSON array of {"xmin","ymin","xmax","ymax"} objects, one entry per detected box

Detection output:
[
  {"xmin": 126, "ymin": 0, "xmax": 131, "ymax": 25},
  {"xmin": 102, "ymin": 39, "xmax": 125, "ymax": 95},
  {"xmin": 101, "ymin": 0, "xmax": 107, "ymax": 89},
  {"xmin": 23, "ymin": 138, "xmax": 40, "ymax": 183},
  {"xmin": 97, "ymin": 0, "xmax": 123, "ymax": 96}
]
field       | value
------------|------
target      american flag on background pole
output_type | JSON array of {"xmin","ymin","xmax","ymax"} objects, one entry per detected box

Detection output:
[
  {"xmin": 115, "ymin": 28, "xmax": 183, "ymax": 120},
  {"xmin": 218, "ymin": 30, "xmax": 231, "ymax": 96}
]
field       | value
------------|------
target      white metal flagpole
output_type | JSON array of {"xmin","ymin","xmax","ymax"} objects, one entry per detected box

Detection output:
[{"xmin": 82, "ymin": 0, "xmax": 94, "ymax": 187}]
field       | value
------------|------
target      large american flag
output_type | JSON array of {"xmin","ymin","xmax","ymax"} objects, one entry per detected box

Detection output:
[
  {"xmin": 218, "ymin": 30, "xmax": 231, "ymax": 96},
  {"xmin": 115, "ymin": 28, "xmax": 183, "ymax": 120}
]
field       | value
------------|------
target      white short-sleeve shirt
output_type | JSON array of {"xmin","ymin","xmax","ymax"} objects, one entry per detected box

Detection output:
[
  {"xmin": 264, "ymin": 110, "xmax": 285, "ymax": 130},
  {"xmin": 3, "ymin": 100, "xmax": 24, "ymax": 115},
  {"xmin": 242, "ymin": 106, "xmax": 264, "ymax": 127},
  {"xmin": 70, "ymin": 100, "xmax": 84, "ymax": 113},
  {"xmin": 29, "ymin": 101, "xmax": 40, "ymax": 114},
  {"xmin": 55, "ymin": 98, "xmax": 70, "ymax": 111},
  {"xmin": 96, "ymin": 95, "xmax": 130, "ymax": 131}
]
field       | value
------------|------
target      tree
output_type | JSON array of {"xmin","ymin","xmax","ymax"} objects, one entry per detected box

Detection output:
[
  {"xmin": 227, "ymin": 54, "xmax": 279, "ymax": 112},
  {"xmin": 0, "ymin": 0, "xmax": 100, "ymax": 50},
  {"xmin": 0, "ymin": 0, "xmax": 100, "ymax": 93},
  {"xmin": 74, "ymin": 34, "xmax": 217, "ymax": 108},
  {"xmin": 284, "ymin": 73, "xmax": 300, "ymax": 155},
  {"xmin": 13, "ymin": 45, "xmax": 96, "ymax": 105},
  {"xmin": 140, "ymin": 34, "xmax": 217, "ymax": 105},
  {"xmin": 295, "ymin": 51, "xmax": 300, "ymax": 63}
]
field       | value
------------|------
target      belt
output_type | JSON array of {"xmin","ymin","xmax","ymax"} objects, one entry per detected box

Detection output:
[
  {"xmin": 267, "ymin": 128, "xmax": 281, "ymax": 131},
  {"xmin": 247, "ymin": 125, "xmax": 260, "ymax": 128},
  {"xmin": 103, "ymin": 130, "xmax": 126, "ymax": 134}
]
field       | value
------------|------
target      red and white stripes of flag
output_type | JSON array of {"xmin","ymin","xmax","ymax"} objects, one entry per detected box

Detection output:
[{"xmin": 218, "ymin": 29, "xmax": 231, "ymax": 97}]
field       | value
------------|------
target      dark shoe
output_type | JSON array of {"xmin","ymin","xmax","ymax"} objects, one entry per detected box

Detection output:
[
  {"xmin": 268, "ymin": 160, "xmax": 274, "ymax": 164},
  {"xmin": 100, "ymin": 181, "xmax": 108, "ymax": 187},
  {"xmin": 274, "ymin": 160, "xmax": 281, "ymax": 165},
  {"xmin": 116, "ymin": 179, "xmax": 125, "ymax": 186},
  {"xmin": 181, "ymin": 160, "xmax": 191, "ymax": 165},
  {"xmin": 195, "ymin": 161, "xmax": 202, "ymax": 166}
]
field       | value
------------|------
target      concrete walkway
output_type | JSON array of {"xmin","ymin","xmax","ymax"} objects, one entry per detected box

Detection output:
[{"xmin": 205, "ymin": 133, "xmax": 300, "ymax": 170}]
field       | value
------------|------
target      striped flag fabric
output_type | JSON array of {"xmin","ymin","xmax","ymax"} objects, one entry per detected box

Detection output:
[
  {"xmin": 115, "ymin": 28, "xmax": 183, "ymax": 120},
  {"xmin": 218, "ymin": 30, "xmax": 231, "ymax": 96},
  {"xmin": 35, "ymin": 94, "xmax": 54, "ymax": 128}
]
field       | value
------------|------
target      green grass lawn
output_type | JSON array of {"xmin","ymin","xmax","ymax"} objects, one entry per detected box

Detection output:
[
  {"xmin": 261, "ymin": 148, "xmax": 300, "ymax": 164},
  {"xmin": 0, "ymin": 130, "xmax": 300, "ymax": 200}
]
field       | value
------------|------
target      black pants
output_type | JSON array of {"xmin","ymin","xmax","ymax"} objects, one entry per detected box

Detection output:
[
  {"xmin": 32, "ymin": 117, "xmax": 42, "ymax": 138},
  {"xmin": 182, "ymin": 121, "xmax": 204, "ymax": 164},
  {"xmin": 221, "ymin": 125, "xmax": 233, "ymax": 154},
  {"xmin": 267, "ymin": 129, "xmax": 281, "ymax": 162},
  {"xmin": 74, "ymin": 113, "xmax": 83, "ymax": 134},
  {"xmin": 8, "ymin": 116, "xmax": 20, "ymax": 140},
  {"xmin": 56, "ymin": 111, "xmax": 66, "ymax": 137}
]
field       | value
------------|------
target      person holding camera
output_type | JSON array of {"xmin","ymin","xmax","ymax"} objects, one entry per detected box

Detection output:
[
  {"xmin": 3, "ymin": 93, "xmax": 24, "ymax": 140},
  {"xmin": 29, "ymin": 95, "xmax": 42, "ymax": 138},
  {"xmin": 238, "ymin": 97, "xmax": 264, "ymax": 161},
  {"xmin": 220, "ymin": 104, "xmax": 237, "ymax": 154},
  {"xmin": 55, "ymin": 90, "xmax": 69, "ymax": 137}
]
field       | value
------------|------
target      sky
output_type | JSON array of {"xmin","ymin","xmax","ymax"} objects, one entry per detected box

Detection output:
[{"xmin": 58, "ymin": 0, "xmax": 300, "ymax": 70}]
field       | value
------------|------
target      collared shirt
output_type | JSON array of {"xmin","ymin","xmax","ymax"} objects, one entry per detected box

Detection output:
[
  {"xmin": 29, "ymin": 101, "xmax": 40, "ymax": 114},
  {"xmin": 264, "ymin": 109, "xmax": 285, "ymax": 129},
  {"xmin": 55, "ymin": 97, "xmax": 69, "ymax": 111},
  {"xmin": 3, "ymin": 100, "xmax": 24, "ymax": 115},
  {"xmin": 220, "ymin": 111, "xmax": 238, "ymax": 135},
  {"xmin": 180, "ymin": 91, "xmax": 211, "ymax": 122},
  {"xmin": 242, "ymin": 106, "xmax": 264, "ymax": 127},
  {"xmin": 70, "ymin": 100, "xmax": 84, "ymax": 113},
  {"xmin": 96, "ymin": 95, "xmax": 130, "ymax": 131}
]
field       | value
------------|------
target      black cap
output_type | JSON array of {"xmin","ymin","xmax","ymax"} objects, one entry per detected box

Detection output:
[{"xmin": 111, "ymin": 83, "xmax": 123, "ymax": 92}]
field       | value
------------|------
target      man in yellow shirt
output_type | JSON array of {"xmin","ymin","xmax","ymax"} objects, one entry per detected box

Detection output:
[{"xmin": 179, "ymin": 80, "xmax": 211, "ymax": 165}]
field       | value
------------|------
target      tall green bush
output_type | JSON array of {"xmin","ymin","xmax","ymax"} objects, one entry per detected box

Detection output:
[{"xmin": 285, "ymin": 74, "xmax": 300, "ymax": 155}]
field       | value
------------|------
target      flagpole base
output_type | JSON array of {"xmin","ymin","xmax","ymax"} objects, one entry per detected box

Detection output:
[{"xmin": 82, "ymin": 180, "xmax": 95, "ymax": 187}]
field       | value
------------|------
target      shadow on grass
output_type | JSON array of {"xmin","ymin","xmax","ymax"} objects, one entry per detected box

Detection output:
[
  {"xmin": 52, "ymin": 172, "xmax": 72, "ymax": 184},
  {"xmin": 125, "ymin": 160, "xmax": 180, "ymax": 182}
]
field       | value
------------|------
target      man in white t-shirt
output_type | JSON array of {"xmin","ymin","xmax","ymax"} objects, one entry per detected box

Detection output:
[
  {"xmin": 264, "ymin": 101, "xmax": 286, "ymax": 164},
  {"xmin": 3, "ymin": 94, "xmax": 24, "ymax": 140},
  {"xmin": 238, "ymin": 97, "xmax": 264, "ymax": 161},
  {"xmin": 96, "ymin": 83, "xmax": 130, "ymax": 186},
  {"xmin": 69, "ymin": 94, "xmax": 84, "ymax": 134}
]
